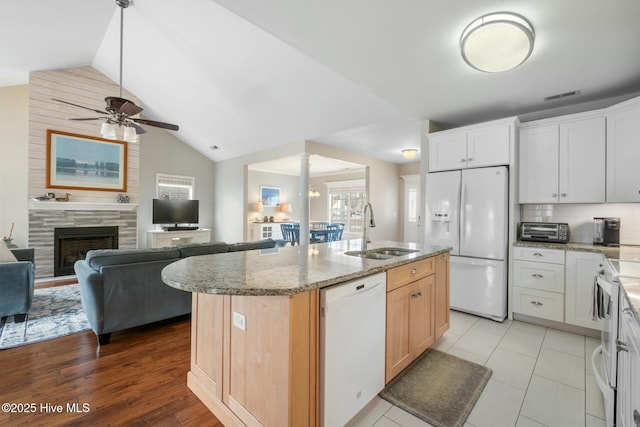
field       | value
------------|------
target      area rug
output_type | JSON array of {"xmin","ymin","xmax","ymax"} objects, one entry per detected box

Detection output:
[
  {"xmin": 0, "ymin": 284, "xmax": 89, "ymax": 350},
  {"xmin": 380, "ymin": 349, "xmax": 492, "ymax": 427}
]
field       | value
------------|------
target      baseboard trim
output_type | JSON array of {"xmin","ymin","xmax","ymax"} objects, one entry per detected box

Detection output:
[
  {"xmin": 35, "ymin": 275, "xmax": 77, "ymax": 289},
  {"xmin": 513, "ymin": 313, "xmax": 600, "ymax": 338}
]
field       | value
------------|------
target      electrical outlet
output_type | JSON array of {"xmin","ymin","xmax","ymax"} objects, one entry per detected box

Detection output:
[{"xmin": 232, "ymin": 311, "xmax": 246, "ymax": 331}]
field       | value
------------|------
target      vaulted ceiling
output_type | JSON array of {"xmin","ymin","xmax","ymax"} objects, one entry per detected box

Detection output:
[{"xmin": 3, "ymin": 0, "xmax": 640, "ymax": 164}]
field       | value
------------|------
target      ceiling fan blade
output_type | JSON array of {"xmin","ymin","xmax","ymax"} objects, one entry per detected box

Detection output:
[
  {"xmin": 119, "ymin": 101, "xmax": 143, "ymax": 116},
  {"xmin": 131, "ymin": 118, "xmax": 179, "ymax": 131},
  {"xmin": 130, "ymin": 122, "xmax": 147, "ymax": 135},
  {"xmin": 52, "ymin": 98, "xmax": 108, "ymax": 115},
  {"xmin": 69, "ymin": 117, "xmax": 105, "ymax": 121}
]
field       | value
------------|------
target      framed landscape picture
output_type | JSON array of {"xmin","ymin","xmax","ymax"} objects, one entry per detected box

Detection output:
[
  {"xmin": 46, "ymin": 130, "xmax": 127, "ymax": 192},
  {"xmin": 260, "ymin": 186, "xmax": 280, "ymax": 207}
]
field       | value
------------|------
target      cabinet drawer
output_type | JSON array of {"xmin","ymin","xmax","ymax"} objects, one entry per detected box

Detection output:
[
  {"xmin": 514, "ymin": 246, "xmax": 565, "ymax": 264},
  {"xmin": 387, "ymin": 258, "xmax": 435, "ymax": 292},
  {"xmin": 513, "ymin": 260, "xmax": 565, "ymax": 293},
  {"xmin": 513, "ymin": 287, "xmax": 564, "ymax": 322}
]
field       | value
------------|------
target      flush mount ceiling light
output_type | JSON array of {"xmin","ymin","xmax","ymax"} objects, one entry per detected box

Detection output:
[
  {"xmin": 401, "ymin": 149, "xmax": 419, "ymax": 160},
  {"xmin": 460, "ymin": 12, "xmax": 535, "ymax": 73}
]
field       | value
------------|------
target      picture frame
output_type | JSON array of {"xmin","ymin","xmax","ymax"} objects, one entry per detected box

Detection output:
[
  {"xmin": 46, "ymin": 129, "xmax": 127, "ymax": 192},
  {"xmin": 260, "ymin": 186, "xmax": 280, "ymax": 207}
]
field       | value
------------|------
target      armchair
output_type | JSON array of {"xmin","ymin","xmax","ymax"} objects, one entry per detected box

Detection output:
[{"xmin": 0, "ymin": 248, "xmax": 35, "ymax": 338}]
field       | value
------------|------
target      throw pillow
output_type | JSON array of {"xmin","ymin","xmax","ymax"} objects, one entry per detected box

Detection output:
[{"xmin": 0, "ymin": 240, "xmax": 17, "ymax": 263}]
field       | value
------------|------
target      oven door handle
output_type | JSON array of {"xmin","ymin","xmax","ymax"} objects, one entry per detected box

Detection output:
[{"xmin": 591, "ymin": 345, "xmax": 609, "ymax": 395}]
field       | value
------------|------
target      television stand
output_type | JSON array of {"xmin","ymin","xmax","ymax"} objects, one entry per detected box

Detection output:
[{"xmin": 147, "ymin": 229, "xmax": 211, "ymax": 248}]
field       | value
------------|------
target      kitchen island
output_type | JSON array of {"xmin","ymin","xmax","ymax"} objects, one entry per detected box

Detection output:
[{"xmin": 162, "ymin": 239, "xmax": 450, "ymax": 427}]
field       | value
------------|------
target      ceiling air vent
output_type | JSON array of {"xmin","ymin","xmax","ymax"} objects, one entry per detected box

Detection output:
[{"xmin": 544, "ymin": 90, "xmax": 581, "ymax": 102}]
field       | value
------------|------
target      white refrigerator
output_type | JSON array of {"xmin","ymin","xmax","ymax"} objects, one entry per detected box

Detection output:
[{"xmin": 425, "ymin": 166, "xmax": 508, "ymax": 321}]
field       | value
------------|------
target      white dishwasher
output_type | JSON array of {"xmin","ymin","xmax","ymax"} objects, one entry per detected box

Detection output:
[{"xmin": 320, "ymin": 272, "xmax": 386, "ymax": 427}]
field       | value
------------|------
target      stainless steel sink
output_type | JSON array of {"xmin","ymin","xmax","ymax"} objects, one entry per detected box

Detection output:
[
  {"xmin": 344, "ymin": 247, "xmax": 419, "ymax": 260},
  {"xmin": 371, "ymin": 248, "xmax": 419, "ymax": 256}
]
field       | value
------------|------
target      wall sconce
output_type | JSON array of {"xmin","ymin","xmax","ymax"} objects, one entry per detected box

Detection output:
[
  {"xmin": 309, "ymin": 188, "xmax": 320, "ymax": 198},
  {"xmin": 401, "ymin": 148, "xmax": 419, "ymax": 160}
]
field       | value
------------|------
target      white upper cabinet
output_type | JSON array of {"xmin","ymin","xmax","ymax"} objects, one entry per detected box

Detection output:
[
  {"xmin": 518, "ymin": 112, "xmax": 605, "ymax": 203},
  {"xmin": 519, "ymin": 125, "xmax": 559, "ymax": 204},
  {"xmin": 428, "ymin": 119, "xmax": 512, "ymax": 172},
  {"xmin": 606, "ymin": 96, "xmax": 640, "ymax": 202}
]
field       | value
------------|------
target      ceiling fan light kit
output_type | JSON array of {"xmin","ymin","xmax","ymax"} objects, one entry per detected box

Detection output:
[
  {"xmin": 460, "ymin": 12, "xmax": 535, "ymax": 73},
  {"xmin": 52, "ymin": 0, "xmax": 178, "ymax": 142}
]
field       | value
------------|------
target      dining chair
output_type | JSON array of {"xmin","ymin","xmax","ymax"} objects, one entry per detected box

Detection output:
[
  {"xmin": 327, "ymin": 223, "xmax": 344, "ymax": 241},
  {"xmin": 326, "ymin": 224, "xmax": 344, "ymax": 241},
  {"xmin": 280, "ymin": 224, "xmax": 298, "ymax": 246}
]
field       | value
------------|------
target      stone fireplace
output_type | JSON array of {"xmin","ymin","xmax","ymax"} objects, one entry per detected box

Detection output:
[{"xmin": 29, "ymin": 201, "xmax": 137, "ymax": 279}]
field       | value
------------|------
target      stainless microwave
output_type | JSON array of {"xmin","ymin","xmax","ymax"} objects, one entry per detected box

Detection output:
[{"xmin": 519, "ymin": 222, "xmax": 570, "ymax": 243}]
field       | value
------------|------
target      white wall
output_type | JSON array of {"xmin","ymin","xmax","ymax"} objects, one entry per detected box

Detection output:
[
  {"xmin": 247, "ymin": 170, "xmax": 300, "ymax": 232},
  {"xmin": 138, "ymin": 125, "xmax": 216, "ymax": 247},
  {"xmin": 0, "ymin": 86, "xmax": 29, "ymax": 247}
]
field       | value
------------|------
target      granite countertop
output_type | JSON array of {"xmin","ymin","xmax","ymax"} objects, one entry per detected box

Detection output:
[
  {"xmin": 619, "ymin": 277, "xmax": 640, "ymax": 323},
  {"xmin": 512, "ymin": 240, "xmax": 640, "ymax": 259},
  {"xmin": 162, "ymin": 240, "xmax": 450, "ymax": 296},
  {"xmin": 514, "ymin": 240, "xmax": 640, "ymax": 323}
]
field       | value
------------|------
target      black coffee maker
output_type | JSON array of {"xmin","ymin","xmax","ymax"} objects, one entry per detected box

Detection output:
[{"xmin": 594, "ymin": 217, "xmax": 621, "ymax": 247}]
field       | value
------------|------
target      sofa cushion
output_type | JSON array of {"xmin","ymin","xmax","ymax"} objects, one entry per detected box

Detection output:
[
  {"xmin": 228, "ymin": 239, "xmax": 277, "ymax": 252},
  {"xmin": 85, "ymin": 247, "xmax": 180, "ymax": 272},
  {"xmin": 177, "ymin": 241, "xmax": 230, "ymax": 258}
]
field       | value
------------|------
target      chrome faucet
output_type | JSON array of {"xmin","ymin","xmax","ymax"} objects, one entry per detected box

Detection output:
[{"xmin": 362, "ymin": 202, "xmax": 376, "ymax": 251}]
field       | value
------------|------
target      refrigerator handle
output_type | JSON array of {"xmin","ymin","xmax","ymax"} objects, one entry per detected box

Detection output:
[{"xmin": 460, "ymin": 177, "xmax": 466, "ymax": 247}]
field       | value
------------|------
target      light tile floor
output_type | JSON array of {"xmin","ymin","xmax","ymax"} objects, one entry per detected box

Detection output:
[{"xmin": 346, "ymin": 310, "xmax": 606, "ymax": 427}]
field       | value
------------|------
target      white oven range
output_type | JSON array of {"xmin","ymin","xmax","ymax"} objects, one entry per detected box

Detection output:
[{"xmin": 592, "ymin": 258, "xmax": 640, "ymax": 427}]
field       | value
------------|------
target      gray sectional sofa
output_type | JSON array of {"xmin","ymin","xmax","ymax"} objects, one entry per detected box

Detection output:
[{"xmin": 74, "ymin": 239, "xmax": 276, "ymax": 345}]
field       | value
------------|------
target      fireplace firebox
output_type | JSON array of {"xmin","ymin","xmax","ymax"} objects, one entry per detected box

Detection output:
[{"xmin": 54, "ymin": 226, "xmax": 118, "ymax": 276}]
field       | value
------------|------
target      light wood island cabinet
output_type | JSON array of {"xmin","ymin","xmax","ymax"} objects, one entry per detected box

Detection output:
[
  {"xmin": 166, "ymin": 244, "xmax": 451, "ymax": 427},
  {"xmin": 385, "ymin": 255, "xmax": 451, "ymax": 384},
  {"xmin": 189, "ymin": 291, "xmax": 318, "ymax": 427}
]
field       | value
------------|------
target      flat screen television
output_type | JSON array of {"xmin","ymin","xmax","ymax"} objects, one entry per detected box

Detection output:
[{"xmin": 152, "ymin": 199, "xmax": 199, "ymax": 230}]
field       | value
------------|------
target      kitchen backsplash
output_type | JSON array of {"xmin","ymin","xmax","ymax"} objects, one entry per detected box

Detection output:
[{"xmin": 521, "ymin": 203, "xmax": 640, "ymax": 245}]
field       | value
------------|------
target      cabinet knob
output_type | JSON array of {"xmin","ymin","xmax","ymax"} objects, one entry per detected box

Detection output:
[
  {"xmin": 552, "ymin": 193, "xmax": 558, "ymax": 197},
  {"xmin": 441, "ymin": 254, "xmax": 446, "ymax": 260},
  {"xmin": 417, "ymin": 291, "xmax": 423, "ymax": 297},
  {"xmin": 561, "ymin": 193, "xmax": 567, "ymax": 197},
  {"xmin": 411, "ymin": 268, "xmax": 417, "ymax": 274},
  {"xmin": 460, "ymin": 158, "xmax": 466, "ymax": 163},
  {"xmin": 531, "ymin": 273, "xmax": 544, "ymax": 279},
  {"xmin": 467, "ymin": 158, "xmax": 473, "ymax": 162}
]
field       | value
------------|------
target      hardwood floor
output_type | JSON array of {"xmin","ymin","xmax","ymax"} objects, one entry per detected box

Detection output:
[{"xmin": 0, "ymin": 316, "xmax": 223, "ymax": 426}]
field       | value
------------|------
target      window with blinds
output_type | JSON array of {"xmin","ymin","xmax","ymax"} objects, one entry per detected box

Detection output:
[{"xmin": 156, "ymin": 173, "xmax": 195, "ymax": 200}]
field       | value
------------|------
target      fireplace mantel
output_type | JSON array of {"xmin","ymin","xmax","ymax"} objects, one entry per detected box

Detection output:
[{"xmin": 29, "ymin": 200, "xmax": 138, "ymax": 211}]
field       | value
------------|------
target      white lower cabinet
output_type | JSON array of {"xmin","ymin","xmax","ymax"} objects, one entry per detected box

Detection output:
[
  {"xmin": 252, "ymin": 223, "xmax": 284, "ymax": 241},
  {"xmin": 513, "ymin": 247, "xmax": 565, "ymax": 322},
  {"xmin": 564, "ymin": 251, "xmax": 603, "ymax": 330},
  {"xmin": 513, "ymin": 246, "xmax": 606, "ymax": 332},
  {"xmin": 513, "ymin": 287, "xmax": 564, "ymax": 322}
]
